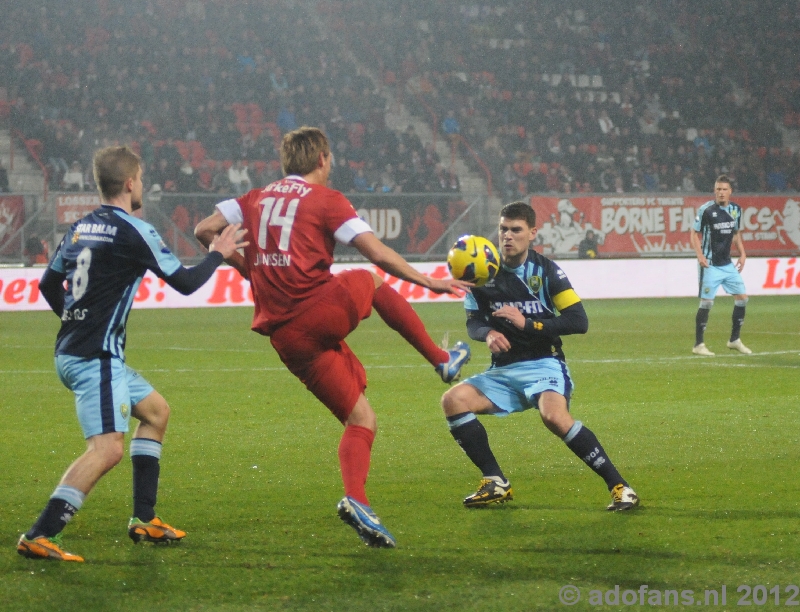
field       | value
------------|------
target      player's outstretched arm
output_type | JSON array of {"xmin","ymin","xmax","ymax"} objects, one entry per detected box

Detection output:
[
  {"xmin": 208, "ymin": 223, "xmax": 249, "ymax": 260},
  {"xmin": 351, "ymin": 232, "xmax": 471, "ymax": 295},
  {"xmin": 165, "ymin": 224, "xmax": 249, "ymax": 295},
  {"xmin": 195, "ymin": 211, "xmax": 249, "ymax": 278}
]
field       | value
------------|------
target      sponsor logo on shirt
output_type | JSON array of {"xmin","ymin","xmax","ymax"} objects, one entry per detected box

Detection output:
[
  {"xmin": 61, "ymin": 308, "xmax": 88, "ymax": 321},
  {"xmin": 712, "ymin": 220, "xmax": 736, "ymax": 231},
  {"xmin": 73, "ymin": 223, "xmax": 119, "ymax": 243},
  {"xmin": 490, "ymin": 300, "xmax": 544, "ymax": 314},
  {"xmin": 266, "ymin": 181, "xmax": 312, "ymax": 198}
]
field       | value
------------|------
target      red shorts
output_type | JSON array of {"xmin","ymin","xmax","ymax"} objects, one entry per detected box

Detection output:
[{"xmin": 269, "ymin": 269, "xmax": 375, "ymax": 422}]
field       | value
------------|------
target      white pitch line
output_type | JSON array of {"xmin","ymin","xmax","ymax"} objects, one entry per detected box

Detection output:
[
  {"xmin": 0, "ymin": 350, "xmax": 797, "ymax": 376},
  {"xmin": 576, "ymin": 350, "xmax": 800, "ymax": 364}
]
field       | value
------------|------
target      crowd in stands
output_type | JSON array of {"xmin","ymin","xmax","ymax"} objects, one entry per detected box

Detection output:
[
  {"xmin": 0, "ymin": 0, "xmax": 461, "ymax": 197},
  {"xmin": 337, "ymin": 0, "xmax": 800, "ymax": 196},
  {"xmin": 1, "ymin": 0, "xmax": 800, "ymax": 199}
]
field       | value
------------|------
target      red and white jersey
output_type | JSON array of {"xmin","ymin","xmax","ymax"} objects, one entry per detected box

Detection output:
[{"xmin": 216, "ymin": 176, "xmax": 372, "ymax": 335}]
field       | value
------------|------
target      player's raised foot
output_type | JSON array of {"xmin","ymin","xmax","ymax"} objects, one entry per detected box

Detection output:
[
  {"xmin": 17, "ymin": 533, "xmax": 84, "ymax": 562},
  {"xmin": 607, "ymin": 484, "xmax": 640, "ymax": 511},
  {"xmin": 726, "ymin": 338, "xmax": 752, "ymax": 354},
  {"xmin": 436, "ymin": 341, "xmax": 471, "ymax": 383},
  {"xmin": 336, "ymin": 496, "xmax": 396, "ymax": 548},
  {"xmin": 128, "ymin": 517, "xmax": 186, "ymax": 544},
  {"xmin": 463, "ymin": 477, "xmax": 513, "ymax": 508},
  {"xmin": 692, "ymin": 343, "xmax": 715, "ymax": 356}
]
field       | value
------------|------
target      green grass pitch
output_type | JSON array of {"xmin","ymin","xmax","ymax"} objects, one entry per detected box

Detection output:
[{"xmin": 1, "ymin": 296, "xmax": 798, "ymax": 611}]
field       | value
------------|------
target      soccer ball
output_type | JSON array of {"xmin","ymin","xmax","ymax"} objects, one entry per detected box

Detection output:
[{"xmin": 447, "ymin": 235, "xmax": 500, "ymax": 287}]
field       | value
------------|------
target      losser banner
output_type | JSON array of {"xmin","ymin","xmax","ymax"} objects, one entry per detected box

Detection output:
[
  {"xmin": 56, "ymin": 194, "xmax": 104, "ymax": 225},
  {"xmin": 530, "ymin": 194, "xmax": 800, "ymax": 258}
]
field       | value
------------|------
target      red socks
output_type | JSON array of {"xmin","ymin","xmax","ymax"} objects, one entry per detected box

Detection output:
[
  {"xmin": 338, "ymin": 425, "xmax": 375, "ymax": 505},
  {"xmin": 373, "ymin": 283, "xmax": 448, "ymax": 367}
]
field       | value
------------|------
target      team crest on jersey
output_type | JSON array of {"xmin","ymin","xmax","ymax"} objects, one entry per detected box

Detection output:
[
  {"xmin": 528, "ymin": 275, "xmax": 542, "ymax": 292},
  {"xmin": 71, "ymin": 232, "xmax": 80, "ymax": 244},
  {"xmin": 120, "ymin": 403, "xmax": 129, "ymax": 418}
]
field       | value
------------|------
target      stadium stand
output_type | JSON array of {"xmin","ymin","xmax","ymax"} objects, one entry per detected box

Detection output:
[
  {"xmin": 1, "ymin": 0, "xmax": 798, "ymax": 197},
  {"xmin": 0, "ymin": 0, "xmax": 460, "ymax": 195},
  {"xmin": 334, "ymin": 0, "xmax": 800, "ymax": 194}
]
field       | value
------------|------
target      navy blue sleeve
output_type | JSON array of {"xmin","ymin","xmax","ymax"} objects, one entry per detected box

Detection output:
[
  {"xmin": 529, "ymin": 301, "xmax": 589, "ymax": 337},
  {"xmin": 466, "ymin": 312, "xmax": 493, "ymax": 341},
  {"xmin": 164, "ymin": 251, "xmax": 225, "ymax": 295},
  {"xmin": 40, "ymin": 266, "xmax": 67, "ymax": 317}
]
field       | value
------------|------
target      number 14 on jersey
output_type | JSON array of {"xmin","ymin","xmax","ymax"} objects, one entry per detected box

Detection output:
[{"xmin": 258, "ymin": 197, "xmax": 299, "ymax": 251}]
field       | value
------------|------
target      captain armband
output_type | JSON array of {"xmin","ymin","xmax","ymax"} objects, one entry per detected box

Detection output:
[{"xmin": 552, "ymin": 288, "xmax": 581, "ymax": 311}]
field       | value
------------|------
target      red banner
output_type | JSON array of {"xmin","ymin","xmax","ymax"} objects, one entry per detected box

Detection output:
[
  {"xmin": 56, "ymin": 194, "xmax": 102, "ymax": 225},
  {"xmin": 530, "ymin": 195, "xmax": 800, "ymax": 257},
  {"xmin": 2, "ymin": 258, "xmax": 798, "ymax": 311},
  {"xmin": 0, "ymin": 195, "xmax": 25, "ymax": 254}
]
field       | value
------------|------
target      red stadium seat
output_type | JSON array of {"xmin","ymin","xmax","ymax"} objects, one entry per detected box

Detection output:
[
  {"xmin": 189, "ymin": 141, "xmax": 206, "ymax": 165},
  {"xmin": 175, "ymin": 141, "xmax": 190, "ymax": 160}
]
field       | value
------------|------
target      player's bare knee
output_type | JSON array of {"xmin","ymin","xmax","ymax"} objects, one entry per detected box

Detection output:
[
  {"xmin": 538, "ymin": 397, "xmax": 573, "ymax": 437},
  {"xmin": 147, "ymin": 401, "xmax": 170, "ymax": 431},
  {"xmin": 540, "ymin": 412, "xmax": 573, "ymax": 438},
  {"xmin": 133, "ymin": 392, "xmax": 170, "ymax": 431},
  {"xmin": 734, "ymin": 296, "xmax": 748, "ymax": 306},
  {"xmin": 699, "ymin": 299, "xmax": 714, "ymax": 310},
  {"xmin": 152, "ymin": 401, "xmax": 170, "ymax": 430},
  {"xmin": 441, "ymin": 384, "xmax": 471, "ymax": 416},
  {"xmin": 96, "ymin": 438, "xmax": 125, "ymax": 470},
  {"xmin": 345, "ymin": 395, "xmax": 377, "ymax": 431}
]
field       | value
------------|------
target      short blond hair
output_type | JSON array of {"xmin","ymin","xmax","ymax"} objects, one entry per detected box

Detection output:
[
  {"xmin": 93, "ymin": 146, "xmax": 140, "ymax": 200},
  {"xmin": 280, "ymin": 126, "xmax": 329, "ymax": 176}
]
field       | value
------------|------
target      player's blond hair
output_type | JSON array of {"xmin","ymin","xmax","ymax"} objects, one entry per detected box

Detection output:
[
  {"xmin": 280, "ymin": 126, "xmax": 330, "ymax": 176},
  {"xmin": 93, "ymin": 146, "xmax": 141, "ymax": 200}
]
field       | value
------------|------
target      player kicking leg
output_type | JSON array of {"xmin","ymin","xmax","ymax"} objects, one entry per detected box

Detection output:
[
  {"xmin": 267, "ymin": 269, "xmax": 471, "ymax": 548},
  {"xmin": 370, "ymin": 280, "xmax": 471, "ymax": 383}
]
